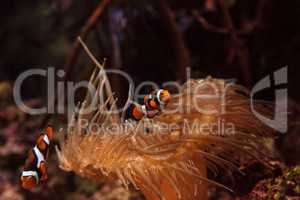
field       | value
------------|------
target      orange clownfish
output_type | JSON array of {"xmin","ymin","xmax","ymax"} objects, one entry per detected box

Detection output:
[
  {"xmin": 126, "ymin": 89, "xmax": 171, "ymax": 121},
  {"xmin": 144, "ymin": 89, "xmax": 171, "ymax": 111},
  {"xmin": 20, "ymin": 125, "xmax": 54, "ymax": 190}
]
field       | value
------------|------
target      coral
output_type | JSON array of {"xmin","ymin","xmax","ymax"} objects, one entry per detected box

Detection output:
[{"xmin": 247, "ymin": 165, "xmax": 300, "ymax": 199}]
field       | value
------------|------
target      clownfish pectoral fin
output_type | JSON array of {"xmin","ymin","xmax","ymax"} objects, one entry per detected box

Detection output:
[
  {"xmin": 149, "ymin": 99, "xmax": 158, "ymax": 110},
  {"xmin": 132, "ymin": 105, "xmax": 144, "ymax": 121},
  {"xmin": 36, "ymin": 135, "xmax": 44, "ymax": 145},
  {"xmin": 39, "ymin": 162, "xmax": 48, "ymax": 181},
  {"xmin": 36, "ymin": 135, "xmax": 47, "ymax": 151}
]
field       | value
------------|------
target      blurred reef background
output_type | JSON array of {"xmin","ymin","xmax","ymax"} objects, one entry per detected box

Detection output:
[{"xmin": 0, "ymin": 0, "xmax": 299, "ymax": 199}]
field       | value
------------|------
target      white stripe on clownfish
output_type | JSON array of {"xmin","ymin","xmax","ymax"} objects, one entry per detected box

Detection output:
[
  {"xmin": 43, "ymin": 134, "xmax": 50, "ymax": 145},
  {"xmin": 141, "ymin": 105, "xmax": 147, "ymax": 115},
  {"xmin": 33, "ymin": 146, "xmax": 45, "ymax": 168},
  {"xmin": 22, "ymin": 170, "xmax": 39, "ymax": 184},
  {"xmin": 156, "ymin": 89, "xmax": 164, "ymax": 105}
]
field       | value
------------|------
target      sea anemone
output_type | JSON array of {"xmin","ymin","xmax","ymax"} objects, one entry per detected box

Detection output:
[{"xmin": 56, "ymin": 40, "xmax": 277, "ymax": 200}]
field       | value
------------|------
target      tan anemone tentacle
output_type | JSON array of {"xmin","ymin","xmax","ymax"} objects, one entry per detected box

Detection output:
[{"xmin": 56, "ymin": 41, "xmax": 276, "ymax": 200}]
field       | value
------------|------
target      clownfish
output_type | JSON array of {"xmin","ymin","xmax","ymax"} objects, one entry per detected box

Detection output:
[
  {"xmin": 143, "ymin": 89, "xmax": 171, "ymax": 111},
  {"xmin": 126, "ymin": 89, "xmax": 171, "ymax": 121},
  {"xmin": 20, "ymin": 125, "xmax": 54, "ymax": 190}
]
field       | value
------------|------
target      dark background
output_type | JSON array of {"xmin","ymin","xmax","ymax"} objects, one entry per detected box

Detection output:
[{"xmin": 0, "ymin": 0, "xmax": 299, "ymax": 100}]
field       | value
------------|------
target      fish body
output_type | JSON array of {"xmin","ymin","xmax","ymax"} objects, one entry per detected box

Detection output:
[
  {"xmin": 126, "ymin": 89, "xmax": 171, "ymax": 121},
  {"xmin": 21, "ymin": 126, "xmax": 53, "ymax": 190}
]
